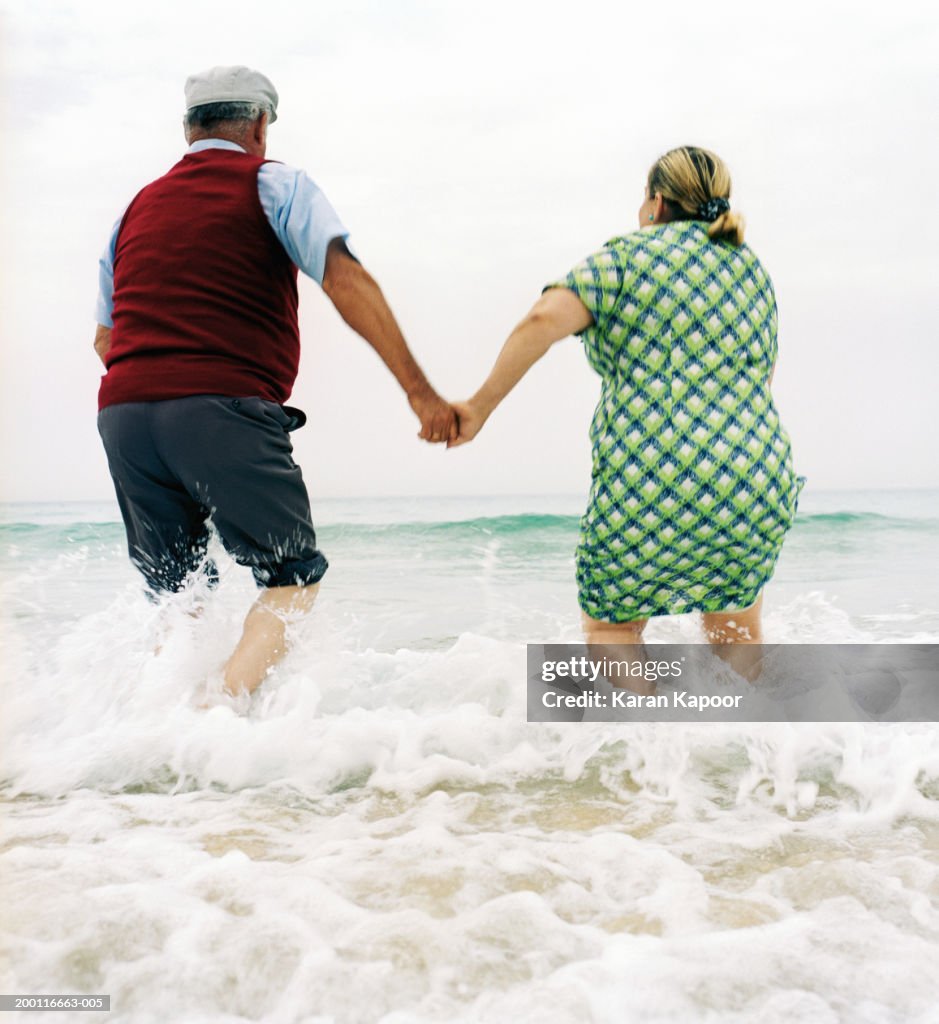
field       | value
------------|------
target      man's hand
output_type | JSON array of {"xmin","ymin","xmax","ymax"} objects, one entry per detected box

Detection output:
[
  {"xmin": 409, "ymin": 386, "xmax": 458, "ymax": 444},
  {"xmin": 94, "ymin": 324, "xmax": 112, "ymax": 366},
  {"xmin": 446, "ymin": 400, "xmax": 488, "ymax": 448}
]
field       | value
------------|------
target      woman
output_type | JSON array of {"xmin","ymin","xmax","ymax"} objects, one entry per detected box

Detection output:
[{"xmin": 451, "ymin": 145, "xmax": 803, "ymax": 646}]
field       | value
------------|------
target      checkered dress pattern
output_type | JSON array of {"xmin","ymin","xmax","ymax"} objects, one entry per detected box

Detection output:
[{"xmin": 548, "ymin": 221, "xmax": 803, "ymax": 622}]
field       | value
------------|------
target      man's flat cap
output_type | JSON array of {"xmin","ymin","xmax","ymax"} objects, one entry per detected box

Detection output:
[{"xmin": 184, "ymin": 65, "xmax": 279, "ymax": 122}]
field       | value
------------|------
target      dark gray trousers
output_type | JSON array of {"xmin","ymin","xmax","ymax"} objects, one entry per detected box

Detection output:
[{"xmin": 98, "ymin": 395, "xmax": 328, "ymax": 593}]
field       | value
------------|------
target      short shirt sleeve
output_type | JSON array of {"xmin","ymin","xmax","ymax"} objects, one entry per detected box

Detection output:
[
  {"xmin": 257, "ymin": 162, "xmax": 350, "ymax": 285},
  {"xmin": 543, "ymin": 245, "xmax": 626, "ymax": 335},
  {"xmin": 94, "ymin": 214, "xmax": 124, "ymax": 327}
]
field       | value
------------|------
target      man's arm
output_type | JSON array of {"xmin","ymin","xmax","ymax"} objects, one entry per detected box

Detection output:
[
  {"xmin": 94, "ymin": 324, "xmax": 111, "ymax": 366},
  {"xmin": 322, "ymin": 238, "xmax": 455, "ymax": 443}
]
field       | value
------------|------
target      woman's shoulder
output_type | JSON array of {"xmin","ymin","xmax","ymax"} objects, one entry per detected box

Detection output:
[
  {"xmin": 588, "ymin": 228, "xmax": 666, "ymax": 270},
  {"xmin": 600, "ymin": 227, "xmax": 661, "ymax": 251},
  {"xmin": 601, "ymin": 220, "xmax": 710, "ymax": 255},
  {"xmin": 581, "ymin": 223, "xmax": 772, "ymax": 281}
]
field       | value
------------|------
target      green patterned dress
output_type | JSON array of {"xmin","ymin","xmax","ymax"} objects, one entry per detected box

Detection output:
[{"xmin": 548, "ymin": 220, "xmax": 803, "ymax": 622}]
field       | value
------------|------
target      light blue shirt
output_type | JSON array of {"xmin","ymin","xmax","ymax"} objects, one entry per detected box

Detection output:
[{"xmin": 95, "ymin": 139, "xmax": 349, "ymax": 327}]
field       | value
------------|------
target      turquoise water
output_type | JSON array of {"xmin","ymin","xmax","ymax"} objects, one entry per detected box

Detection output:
[
  {"xmin": 2, "ymin": 490, "xmax": 938, "ymax": 1022},
  {"xmin": 2, "ymin": 488, "xmax": 938, "ymax": 645}
]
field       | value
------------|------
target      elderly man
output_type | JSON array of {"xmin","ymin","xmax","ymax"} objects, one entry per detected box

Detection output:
[{"xmin": 95, "ymin": 66, "xmax": 455, "ymax": 706}]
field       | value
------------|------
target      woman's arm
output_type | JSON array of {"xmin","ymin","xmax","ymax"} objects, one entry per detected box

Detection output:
[{"xmin": 448, "ymin": 288, "xmax": 592, "ymax": 447}]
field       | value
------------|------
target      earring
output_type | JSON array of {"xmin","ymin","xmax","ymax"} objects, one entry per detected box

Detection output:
[{"xmin": 648, "ymin": 214, "xmax": 654, "ymax": 221}]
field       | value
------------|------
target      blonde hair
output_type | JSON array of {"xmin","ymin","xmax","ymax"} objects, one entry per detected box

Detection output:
[{"xmin": 647, "ymin": 145, "xmax": 746, "ymax": 246}]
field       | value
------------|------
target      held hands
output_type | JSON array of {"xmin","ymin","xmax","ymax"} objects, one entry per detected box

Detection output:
[
  {"xmin": 409, "ymin": 385, "xmax": 459, "ymax": 444},
  {"xmin": 408, "ymin": 388, "xmax": 491, "ymax": 448}
]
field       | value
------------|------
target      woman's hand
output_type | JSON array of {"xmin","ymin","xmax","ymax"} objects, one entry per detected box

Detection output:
[{"xmin": 447, "ymin": 399, "xmax": 489, "ymax": 448}]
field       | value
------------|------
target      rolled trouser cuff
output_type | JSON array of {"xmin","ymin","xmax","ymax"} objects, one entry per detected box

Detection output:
[{"xmin": 251, "ymin": 551, "xmax": 329, "ymax": 588}]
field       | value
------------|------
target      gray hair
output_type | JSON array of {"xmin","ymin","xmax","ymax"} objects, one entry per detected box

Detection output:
[{"xmin": 184, "ymin": 100, "xmax": 270, "ymax": 132}]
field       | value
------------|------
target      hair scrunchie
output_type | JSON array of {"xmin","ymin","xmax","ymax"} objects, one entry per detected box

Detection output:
[{"xmin": 697, "ymin": 196, "xmax": 731, "ymax": 222}]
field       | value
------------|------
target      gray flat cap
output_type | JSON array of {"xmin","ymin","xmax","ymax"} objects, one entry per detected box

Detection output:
[{"xmin": 184, "ymin": 65, "xmax": 279, "ymax": 122}]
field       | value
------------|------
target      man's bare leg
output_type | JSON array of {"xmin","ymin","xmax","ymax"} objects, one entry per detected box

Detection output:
[{"xmin": 222, "ymin": 583, "xmax": 320, "ymax": 698}]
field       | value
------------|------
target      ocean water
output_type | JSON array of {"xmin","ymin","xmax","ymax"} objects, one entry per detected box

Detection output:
[{"xmin": 1, "ymin": 489, "xmax": 938, "ymax": 1023}]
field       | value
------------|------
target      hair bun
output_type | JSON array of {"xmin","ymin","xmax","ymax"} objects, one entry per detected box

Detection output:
[{"xmin": 697, "ymin": 196, "xmax": 730, "ymax": 222}]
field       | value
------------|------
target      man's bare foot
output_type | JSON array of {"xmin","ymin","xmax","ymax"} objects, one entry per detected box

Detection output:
[
  {"xmin": 154, "ymin": 601, "xmax": 207, "ymax": 658},
  {"xmin": 194, "ymin": 681, "xmax": 251, "ymax": 715}
]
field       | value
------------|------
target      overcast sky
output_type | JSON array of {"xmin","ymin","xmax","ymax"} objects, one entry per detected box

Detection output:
[{"xmin": 1, "ymin": 0, "xmax": 937, "ymax": 502}]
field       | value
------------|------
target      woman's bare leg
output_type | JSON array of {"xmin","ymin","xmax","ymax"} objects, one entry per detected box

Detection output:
[
  {"xmin": 702, "ymin": 593, "xmax": 764, "ymax": 681},
  {"xmin": 222, "ymin": 583, "xmax": 320, "ymax": 697},
  {"xmin": 581, "ymin": 612, "xmax": 649, "ymax": 645},
  {"xmin": 581, "ymin": 611, "xmax": 653, "ymax": 693},
  {"xmin": 701, "ymin": 593, "xmax": 763, "ymax": 644}
]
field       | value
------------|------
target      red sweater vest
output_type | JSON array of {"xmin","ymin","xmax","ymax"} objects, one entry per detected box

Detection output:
[{"xmin": 98, "ymin": 148, "xmax": 300, "ymax": 410}]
